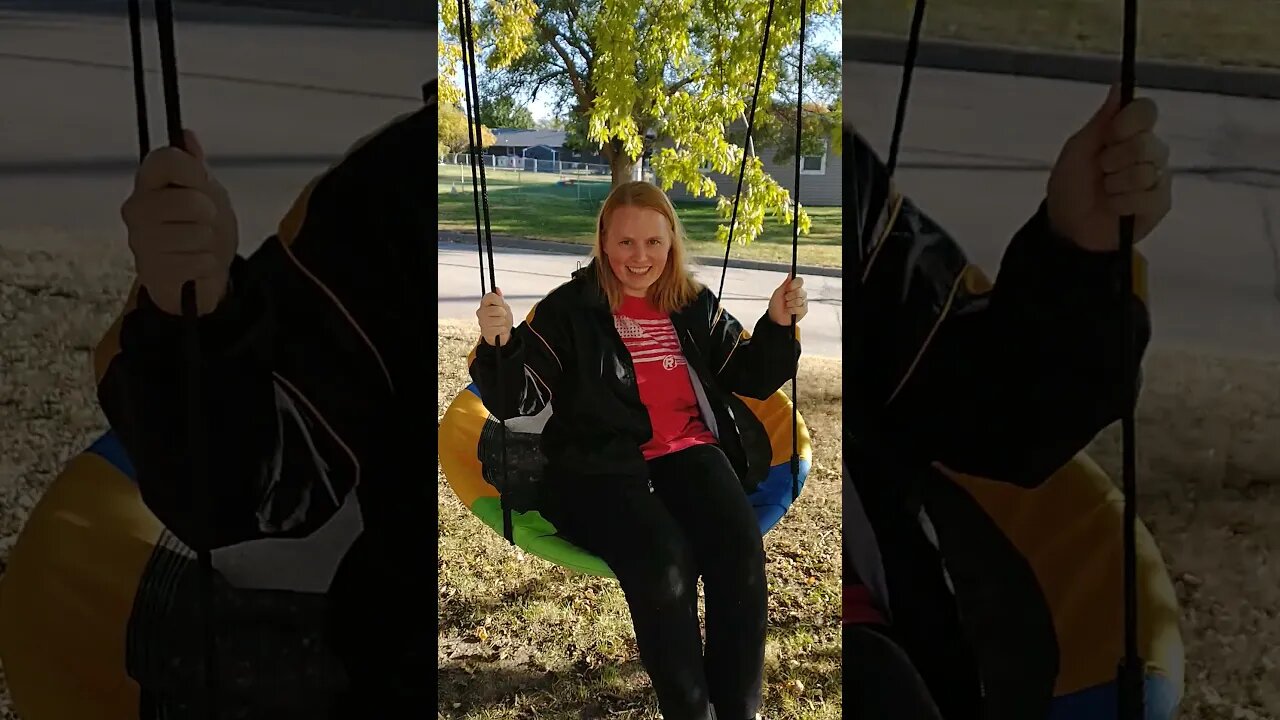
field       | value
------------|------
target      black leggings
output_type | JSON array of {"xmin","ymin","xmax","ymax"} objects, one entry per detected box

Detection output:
[
  {"xmin": 541, "ymin": 444, "xmax": 767, "ymax": 720},
  {"xmin": 844, "ymin": 623, "xmax": 944, "ymax": 719}
]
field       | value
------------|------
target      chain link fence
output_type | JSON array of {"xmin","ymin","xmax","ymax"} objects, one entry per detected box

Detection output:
[
  {"xmin": 438, "ymin": 154, "xmax": 658, "ymax": 203},
  {"xmin": 438, "ymin": 153, "xmax": 616, "ymax": 177}
]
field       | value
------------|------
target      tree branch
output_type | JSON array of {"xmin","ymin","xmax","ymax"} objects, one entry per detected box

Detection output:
[
  {"xmin": 562, "ymin": 32, "xmax": 594, "ymax": 66},
  {"xmin": 559, "ymin": 5, "xmax": 594, "ymax": 65},
  {"xmin": 530, "ymin": 69, "xmax": 565, "ymax": 99},
  {"xmin": 540, "ymin": 26, "xmax": 591, "ymax": 107},
  {"xmin": 667, "ymin": 71, "xmax": 703, "ymax": 94}
]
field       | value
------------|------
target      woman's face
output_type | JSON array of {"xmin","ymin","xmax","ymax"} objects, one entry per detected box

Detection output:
[{"xmin": 603, "ymin": 205, "xmax": 671, "ymax": 297}]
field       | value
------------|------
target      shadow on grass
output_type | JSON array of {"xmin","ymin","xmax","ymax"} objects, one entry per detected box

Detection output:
[
  {"xmin": 440, "ymin": 646, "xmax": 841, "ymax": 719},
  {"xmin": 439, "ymin": 660, "xmax": 658, "ymax": 720},
  {"xmin": 438, "ymin": 571, "xmax": 590, "ymax": 628}
]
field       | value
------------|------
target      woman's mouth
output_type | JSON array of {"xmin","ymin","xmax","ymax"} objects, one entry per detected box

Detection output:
[{"xmin": 626, "ymin": 265, "xmax": 651, "ymax": 276}]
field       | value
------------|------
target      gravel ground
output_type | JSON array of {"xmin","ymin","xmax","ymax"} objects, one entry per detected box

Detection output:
[{"xmin": 1, "ymin": 232, "xmax": 1277, "ymax": 718}]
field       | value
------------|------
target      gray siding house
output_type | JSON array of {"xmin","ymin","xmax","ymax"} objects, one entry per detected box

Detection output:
[
  {"xmin": 660, "ymin": 132, "xmax": 842, "ymax": 207},
  {"xmin": 484, "ymin": 125, "xmax": 841, "ymax": 206}
]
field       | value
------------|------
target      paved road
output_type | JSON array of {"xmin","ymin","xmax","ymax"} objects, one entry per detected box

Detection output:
[
  {"xmin": 438, "ymin": 241, "xmax": 846, "ymax": 359},
  {"xmin": 0, "ymin": 0, "xmax": 427, "ymax": 255},
  {"xmin": 847, "ymin": 60, "xmax": 1280, "ymax": 358}
]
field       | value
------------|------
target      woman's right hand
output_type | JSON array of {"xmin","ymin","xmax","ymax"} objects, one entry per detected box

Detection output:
[
  {"xmin": 477, "ymin": 289, "xmax": 513, "ymax": 346},
  {"xmin": 121, "ymin": 129, "xmax": 239, "ymax": 316}
]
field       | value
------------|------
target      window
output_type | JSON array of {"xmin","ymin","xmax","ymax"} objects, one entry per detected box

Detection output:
[{"xmin": 800, "ymin": 140, "xmax": 827, "ymax": 175}]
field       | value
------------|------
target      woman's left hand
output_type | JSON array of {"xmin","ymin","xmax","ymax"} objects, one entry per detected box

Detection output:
[{"xmin": 768, "ymin": 275, "xmax": 808, "ymax": 325}]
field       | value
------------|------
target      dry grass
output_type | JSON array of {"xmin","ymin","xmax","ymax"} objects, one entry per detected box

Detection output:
[
  {"xmin": 1084, "ymin": 348, "xmax": 1280, "ymax": 719},
  {"xmin": 437, "ymin": 320, "xmax": 843, "ymax": 720},
  {"xmin": 0, "ymin": 234, "xmax": 1276, "ymax": 719}
]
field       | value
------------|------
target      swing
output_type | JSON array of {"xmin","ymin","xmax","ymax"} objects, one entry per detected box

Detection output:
[
  {"xmin": 849, "ymin": 0, "xmax": 1183, "ymax": 717},
  {"xmin": 0, "ymin": 2, "xmax": 431, "ymax": 717},
  {"xmin": 437, "ymin": 0, "xmax": 814, "ymax": 579}
]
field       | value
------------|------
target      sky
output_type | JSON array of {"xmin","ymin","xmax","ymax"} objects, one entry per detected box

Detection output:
[{"xmin": 440, "ymin": 11, "xmax": 843, "ymax": 124}]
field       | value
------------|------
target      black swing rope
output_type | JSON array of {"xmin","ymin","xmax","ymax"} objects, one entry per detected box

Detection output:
[
  {"xmin": 1117, "ymin": 1, "xmax": 1145, "ymax": 716},
  {"xmin": 786, "ymin": 0, "xmax": 806, "ymax": 501},
  {"xmin": 455, "ymin": 0, "xmax": 513, "ymax": 545},
  {"xmin": 125, "ymin": 1, "xmax": 219, "ymax": 717},
  {"xmin": 719, "ymin": 0, "xmax": 806, "ymax": 502},
  {"xmin": 875, "ymin": 0, "xmax": 1144, "ymax": 716}
]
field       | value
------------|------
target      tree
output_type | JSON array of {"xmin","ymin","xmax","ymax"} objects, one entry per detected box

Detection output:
[
  {"xmin": 439, "ymin": 102, "xmax": 497, "ymax": 153},
  {"xmin": 750, "ymin": 43, "xmax": 843, "ymax": 163},
  {"xmin": 479, "ymin": 94, "xmax": 536, "ymax": 129},
  {"xmin": 749, "ymin": 100, "xmax": 841, "ymax": 166},
  {"xmin": 533, "ymin": 114, "xmax": 563, "ymax": 130},
  {"xmin": 439, "ymin": 0, "xmax": 842, "ymax": 248}
]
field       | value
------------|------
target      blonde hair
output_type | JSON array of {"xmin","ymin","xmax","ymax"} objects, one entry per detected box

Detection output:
[{"xmin": 592, "ymin": 181, "xmax": 703, "ymax": 313}]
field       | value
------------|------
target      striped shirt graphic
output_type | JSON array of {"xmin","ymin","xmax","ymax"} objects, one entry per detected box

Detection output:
[
  {"xmin": 613, "ymin": 315, "xmax": 685, "ymax": 371},
  {"xmin": 613, "ymin": 294, "xmax": 716, "ymax": 460}
]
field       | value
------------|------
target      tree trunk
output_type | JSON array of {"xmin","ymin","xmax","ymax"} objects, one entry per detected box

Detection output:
[{"xmin": 604, "ymin": 139, "xmax": 636, "ymax": 188}]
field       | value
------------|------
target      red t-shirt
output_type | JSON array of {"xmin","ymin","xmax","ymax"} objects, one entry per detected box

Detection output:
[
  {"xmin": 613, "ymin": 294, "xmax": 718, "ymax": 460},
  {"xmin": 844, "ymin": 583, "xmax": 886, "ymax": 626}
]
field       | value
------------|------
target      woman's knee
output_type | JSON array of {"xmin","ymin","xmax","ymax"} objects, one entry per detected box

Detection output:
[
  {"xmin": 844, "ymin": 623, "xmax": 943, "ymax": 720},
  {"xmin": 696, "ymin": 531, "xmax": 765, "ymax": 600},
  {"xmin": 617, "ymin": 534, "xmax": 699, "ymax": 605},
  {"xmin": 704, "ymin": 500, "xmax": 766, "ymax": 567}
]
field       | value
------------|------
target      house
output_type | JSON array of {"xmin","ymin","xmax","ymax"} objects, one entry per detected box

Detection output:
[
  {"xmin": 487, "ymin": 129, "xmax": 610, "ymax": 169},
  {"xmin": 659, "ymin": 125, "xmax": 842, "ymax": 207},
  {"xmin": 484, "ymin": 125, "xmax": 841, "ymax": 207}
]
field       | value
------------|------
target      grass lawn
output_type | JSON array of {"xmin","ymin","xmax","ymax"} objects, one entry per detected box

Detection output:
[
  {"xmin": 850, "ymin": 0, "xmax": 1280, "ymax": 70},
  {"xmin": 438, "ymin": 166, "xmax": 844, "ymax": 268},
  {"xmin": 437, "ymin": 320, "xmax": 843, "ymax": 720}
]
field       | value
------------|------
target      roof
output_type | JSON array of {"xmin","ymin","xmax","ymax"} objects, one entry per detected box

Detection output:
[{"xmin": 489, "ymin": 128, "xmax": 566, "ymax": 148}]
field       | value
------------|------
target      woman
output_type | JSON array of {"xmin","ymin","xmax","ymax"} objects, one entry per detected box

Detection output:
[
  {"xmin": 843, "ymin": 85, "xmax": 1172, "ymax": 718},
  {"xmin": 469, "ymin": 181, "xmax": 808, "ymax": 720}
]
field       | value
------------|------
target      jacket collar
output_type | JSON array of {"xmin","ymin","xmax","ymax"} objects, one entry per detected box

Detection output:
[{"xmin": 570, "ymin": 258, "xmax": 614, "ymax": 311}]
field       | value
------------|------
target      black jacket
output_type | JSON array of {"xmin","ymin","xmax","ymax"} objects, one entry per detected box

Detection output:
[
  {"xmin": 468, "ymin": 259, "xmax": 801, "ymax": 493},
  {"xmin": 94, "ymin": 101, "xmax": 431, "ymax": 715},
  {"xmin": 843, "ymin": 128, "xmax": 1151, "ymax": 718}
]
